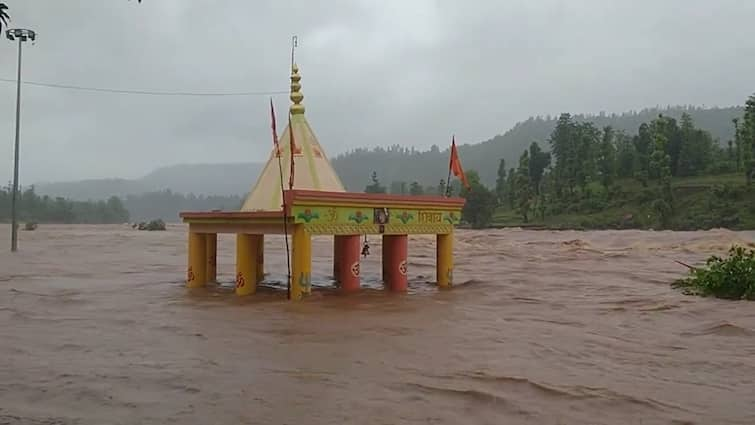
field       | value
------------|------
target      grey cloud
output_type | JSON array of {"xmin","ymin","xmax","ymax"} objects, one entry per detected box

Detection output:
[{"xmin": 1, "ymin": 0, "xmax": 753, "ymax": 184}]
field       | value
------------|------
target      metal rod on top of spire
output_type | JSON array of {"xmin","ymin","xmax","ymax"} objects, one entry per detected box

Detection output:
[{"xmin": 291, "ymin": 35, "xmax": 298, "ymax": 69}]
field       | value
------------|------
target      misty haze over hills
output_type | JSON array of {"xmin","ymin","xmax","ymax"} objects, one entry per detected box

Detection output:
[{"xmin": 34, "ymin": 105, "xmax": 743, "ymax": 200}]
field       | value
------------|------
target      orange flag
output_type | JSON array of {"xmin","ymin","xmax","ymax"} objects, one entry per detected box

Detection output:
[
  {"xmin": 288, "ymin": 112, "xmax": 295, "ymax": 189},
  {"xmin": 449, "ymin": 136, "xmax": 470, "ymax": 191}
]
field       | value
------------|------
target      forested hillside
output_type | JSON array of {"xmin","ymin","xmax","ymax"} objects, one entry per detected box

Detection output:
[
  {"xmin": 332, "ymin": 106, "xmax": 742, "ymax": 189},
  {"xmin": 468, "ymin": 95, "xmax": 755, "ymax": 230}
]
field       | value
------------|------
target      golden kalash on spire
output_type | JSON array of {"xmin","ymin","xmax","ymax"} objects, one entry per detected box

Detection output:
[{"xmin": 179, "ymin": 60, "xmax": 466, "ymax": 301}]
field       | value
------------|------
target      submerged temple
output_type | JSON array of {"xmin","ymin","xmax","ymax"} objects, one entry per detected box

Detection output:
[{"xmin": 179, "ymin": 63, "xmax": 465, "ymax": 300}]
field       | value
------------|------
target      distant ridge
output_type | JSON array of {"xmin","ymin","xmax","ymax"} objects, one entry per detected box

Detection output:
[
  {"xmin": 332, "ymin": 105, "xmax": 744, "ymax": 189},
  {"xmin": 34, "ymin": 105, "xmax": 744, "ymax": 199},
  {"xmin": 36, "ymin": 162, "xmax": 263, "ymax": 201}
]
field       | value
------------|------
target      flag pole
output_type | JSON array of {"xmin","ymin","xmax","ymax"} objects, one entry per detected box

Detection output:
[
  {"xmin": 445, "ymin": 135, "xmax": 454, "ymax": 197},
  {"xmin": 271, "ymin": 98, "xmax": 292, "ymax": 300},
  {"xmin": 288, "ymin": 111, "xmax": 295, "ymax": 190}
]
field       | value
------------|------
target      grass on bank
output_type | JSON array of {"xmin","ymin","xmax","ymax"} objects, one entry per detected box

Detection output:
[{"xmin": 492, "ymin": 173, "xmax": 755, "ymax": 230}]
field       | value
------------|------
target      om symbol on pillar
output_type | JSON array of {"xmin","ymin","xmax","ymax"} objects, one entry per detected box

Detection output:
[
  {"xmin": 235, "ymin": 272, "xmax": 246, "ymax": 289},
  {"xmin": 350, "ymin": 262, "xmax": 360, "ymax": 278},
  {"xmin": 187, "ymin": 266, "xmax": 195, "ymax": 282},
  {"xmin": 398, "ymin": 260, "xmax": 408, "ymax": 276}
]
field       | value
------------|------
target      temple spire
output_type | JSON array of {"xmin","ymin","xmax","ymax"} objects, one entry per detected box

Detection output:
[{"xmin": 290, "ymin": 64, "xmax": 305, "ymax": 115}]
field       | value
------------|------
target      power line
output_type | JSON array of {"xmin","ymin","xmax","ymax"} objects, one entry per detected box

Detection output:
[{"xmin": 0, "ymin": 77, "xmax": 288, "ymax": 97}]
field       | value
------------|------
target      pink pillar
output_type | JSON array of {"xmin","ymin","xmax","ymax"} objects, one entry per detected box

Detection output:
[
  {"xmin": 383, "ymin": 234, "xmax": 408, "ymax": 292},
  {"xmin": 336, "ymin": 235, "xmax": 361, "ymax": 293}
]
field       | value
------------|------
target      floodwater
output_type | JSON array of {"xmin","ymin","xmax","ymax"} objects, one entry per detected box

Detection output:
[{"xmin": 1, "ymin": 224, "xmax": 755, "ymax": 425}]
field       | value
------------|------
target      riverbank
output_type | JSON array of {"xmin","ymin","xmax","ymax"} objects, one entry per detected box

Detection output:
[{"xmin": 492, "ymin": 174, "xmax": 755, "ymax": 231}]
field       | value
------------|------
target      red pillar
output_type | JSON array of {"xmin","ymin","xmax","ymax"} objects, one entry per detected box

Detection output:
[
  {"xmin": 383, "ymin": 234, "xmax": 408, "ymax": 292},
  {"xmin": 336, "ymin": 235, "xmax": 361, "ymax": 293}
]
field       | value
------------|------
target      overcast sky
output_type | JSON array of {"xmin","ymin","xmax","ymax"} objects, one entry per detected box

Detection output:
[{"xmin": 0, "ymin": 0, "xmax": 753, "ymax": 184}]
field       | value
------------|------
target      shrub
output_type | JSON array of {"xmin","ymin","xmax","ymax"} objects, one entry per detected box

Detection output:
[
  {"xmin": 672, "ymin": 246, "xmax": 755, "ymax": 300},
  {"xmin": 137, "ymin": 219, "xmax": 166, "ymax": 231}
]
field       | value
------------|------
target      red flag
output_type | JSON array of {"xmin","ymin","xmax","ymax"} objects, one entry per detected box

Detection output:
[
  {"xmin": 288, "ymin": 112, "xmax": 295, "ymax": 189},
  {"xmin": 270, "ymin": 98, "xmax": 279, "ymax": 155},
  {"xmin": 449, "ymin": 136, "xmax": 470, "ymax": 191}
]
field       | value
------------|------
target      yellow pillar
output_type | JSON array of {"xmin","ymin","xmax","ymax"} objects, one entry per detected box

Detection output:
[
  {"xmin": 187, "ymin": 232, "xmax": 207, "ymax": 288},
  {"xmin": 235, "ymin": 233, "xmax": 258, "ymax": 296},
  {"xmin": 291, "ymin": 224, "xmax": 312, "ymax": 301},
  {"xmin": 256, "ymin": 235, "xmax": 265, "ymax": 283},
  {"xmin": 206, "ymin": 233, "xmax": 217, "ymax": 283},
  {"xmin": 436, "ymin": 232, "xmax": 453, "ymax": 288}
]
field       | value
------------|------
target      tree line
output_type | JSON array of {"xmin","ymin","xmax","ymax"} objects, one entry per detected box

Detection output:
[
  {"xmin": 334, "ymin": 106, "xmax": 743, "ymax": 190},
  {"xmin": 476, "ymin": 94, "xmax": 754, "ymax": 228},
  {"xmin": 0, "ymin": 186, "xmax": 243, "ymax": 224},
  {"xmin": 0, "ymin": 185, "xmax": 130, "ymax": 224}
]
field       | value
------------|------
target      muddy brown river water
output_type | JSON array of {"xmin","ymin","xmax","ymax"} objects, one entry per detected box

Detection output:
[{"xmin": 1, "ymin": 224, "xmax": 754, "ymax": 425}]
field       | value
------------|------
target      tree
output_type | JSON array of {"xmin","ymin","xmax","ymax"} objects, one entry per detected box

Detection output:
[
  {"xmin": 742, "ymin": 94, "xmax": 755, "ymax": 185},
  {"xmin": 515, "ymin": 150, "xmax": 533, "ymax": 222},
  {"xmin": 733, "ymin": 118, "xmax": 743, "ymax": 171},
  {"xmin": 461, "ymin": 170, "xmax": 496, "ymax": 228},
  {"xmin": 528, "ymin": 142, "xmax": 551, "ymax": 195},
  {"xmin": 409, "ymin": 181, "xmax": 424, "ymax": 196},
  {"xmin": 597, "ymin": 126, "xmax": 617, "ymax": 188},
  {"xmin": 506, "ymin": 168, "xmax": 517, "ymax": 209},
  {"xmin": 364, "ymin": 171, "xmax": 386, "ymax": 193},
  {"xmin": 677, "ymin": 113, "xmax": 713, "ymax": 176},
  {"xmin": 549, "ymin": 113, "xmax": 575, "ymax": 196},
  {"xmin": 574, "ymin": 122, "xmax": 599, "ymax": 193},
  {"xmin": 648, "ymin": 130, "xmax": 674, "ymax": 223},
  {"xmin": 615, "ymin": 131, "xmax": 635, "ymax": 178},
  {"xmin": 495, "ymin": 158, "xmax": 506, "ymax": 203},
  {"xmin": 390, "ymin": 181, "xmax": 407, "ymax": 195},
  {"xmin": 633, "ymin": 123, "xmax": 653, "ymax": 187},
  {"xmin": 0, "ymin": 4, "xmax": 8, "ymax": 33}
]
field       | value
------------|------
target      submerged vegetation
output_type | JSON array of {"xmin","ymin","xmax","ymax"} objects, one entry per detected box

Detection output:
[
  {"xmin": 672, "ymin": 246, "xmax": 755, "ymax": 300},
  {"xmin": 135, "ymin": 219, "xmax": 166, "ymax": 231}
]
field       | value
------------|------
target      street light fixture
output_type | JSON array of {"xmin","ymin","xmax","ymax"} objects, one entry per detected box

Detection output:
[{"xmin": 6, "ymin": 28, "xmax": 35, "ymax": 252}]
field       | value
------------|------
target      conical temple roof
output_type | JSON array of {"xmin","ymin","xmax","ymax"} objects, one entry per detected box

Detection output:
[{"xmin": 241, "ymin": 64, "xmax": 346, "ymax": 211}]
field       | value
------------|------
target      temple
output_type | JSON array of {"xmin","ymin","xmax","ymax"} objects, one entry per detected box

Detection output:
[{"xmin": 179, "ymin": 63, "xmax": 465, "ymax": 300}]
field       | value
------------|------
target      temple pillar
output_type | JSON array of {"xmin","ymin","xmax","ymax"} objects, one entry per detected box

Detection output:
[
  {"xmin": 436, "ymin": 232, "xmax": 453, "ymax": 288},
  {"xmin": 206, "ymin": 233, "xmax": 217, "ymax": 283},
  {"xmin": 291, "ymin": 224, "xmax": 311, "ymax": 301},
  {"xmin": 187, "ymin": 232, "xmax": 207, "ymax": 288},
  {"xmin": 382, "ymin": 236, "xmax": 389, "ymax": 283},
  {"xmin": 235, "ymin": 233, "xmax": 258, "ymax": 296},
  {"xmin": 336, "ymin": 235, "xmax": 361, "ymax": 293},
  {"xmin": 256, "ymin": 235, "xmax": 265, "ymax": 283},
  {"xmin": 383, "ymin": 234, "xmax": 408, "ymax": 292},
  {"xmin": 333, "ymin": 235, "xmax": 343, "ymax": 283}
]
